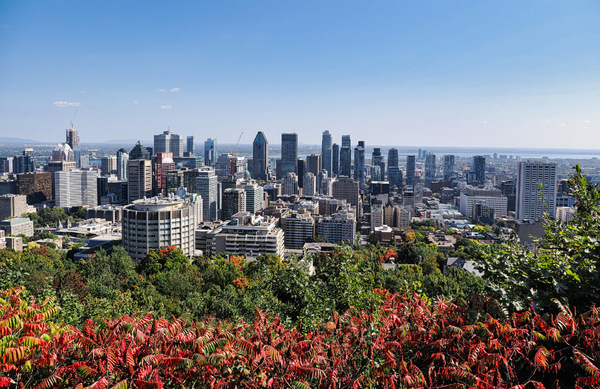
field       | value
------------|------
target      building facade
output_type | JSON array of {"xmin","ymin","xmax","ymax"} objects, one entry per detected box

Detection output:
[
  {"xmin": 281, "ymin": 133, "xmax": 298, "ymax": 176},
  {"xmin": 516, "ymin": 160, "xmax": 558, "ymax": 221},
  {"xmin": 55, "ymin": 169, "xmax": 98, "ymax": 208},
  {"xmin": 127, "ymin": 159, "xmax": 153, "ymax": 203},
  {"xmin": 321, "ymin": 130, "xmax": 332, "ymax": 176},
  {"xmin": 122, "ymin": 197, "xmax": 196, "ymax": 261},
  {"xmin": 197, "ymin": 167, "xmax": 218, "ymax": 221}
]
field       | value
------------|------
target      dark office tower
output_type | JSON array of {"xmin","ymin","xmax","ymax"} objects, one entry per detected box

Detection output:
[
  {"xmin": 187, "ymin": 136, "xmax": 194, "ymax": 155},
  {"xmin": 306, "ymin": 154, "xmax": 322, "ymax": 175},
  {"xmin": 500, "ymin": 180, "xmax": 516, "ymax": 212},
  {"xmin": 116, "ymin": 148, "xmax": 129, "ymax": 181},
  {"xmin": 252, "ymin": 131, "xmax": 269, "ymax": 181},
  {"xmin": 130, "ymin": 141, "xmax": 151, "ymax": 160},
  {"xmin": 443, "ymin": 155, "xmax": 455, "ymax": 181},
  {"xmin": 341, "ymin": 135, "xmax": 351, "ymax": 149},
  {"xmin": 321, "ymin": 130, "xmax": 332, "ymax": 176},
  {"xmin": 406, "ymin": 155, "xmax": 416, "ymax": 186},
  {"xmin": 473, "ymin": 156, "xmax": 486, "ymax": 186},
  {"xmin": 372, "ymin": 148, "xmax": 385, "ymax": 181},
  {"xmin": 354, "ymin": 141, "xmax": 365, "ymax": 182},
  {"xmin": 281, "ymin": 133, "xmax": 298, "ymax": 176},
  {"xmin": 388, "ymin": 148, "xmax": 399, "ymax": 171},
  {"xmin": 204, "ymin": 138, "xmax": 217, "ymax": 166},
  {"xmin": 389, "ymin": 168, "xmax": 403, "ymax": 190},
  {"xmin": 332, "ymin": 143, "xmax": 339, "ymax": 176},
  {"xmin": 275, "ymin": 159, "xmax": 283, "ymax": 180},
  {"xmin": 339, "ymin": 135, "xmax": 352, "ymax": 177},
  {"xmin": 14, "ymin": 149, "xmax": 34, "ymax": 174},
  {"xmin": 297, "ymin": 159, "xmax": 305, "ymax": 189},
  {"xmin": 424, "ymin": 154, "xmax": 436, "ymax": 187}
]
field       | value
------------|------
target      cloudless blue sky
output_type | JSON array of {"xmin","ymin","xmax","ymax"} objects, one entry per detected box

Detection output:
[{"xmin": 1, "ymin": 1, "xmax": 599, "ymax": 148}]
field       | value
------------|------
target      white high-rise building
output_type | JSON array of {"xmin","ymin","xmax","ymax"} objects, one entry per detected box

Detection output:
[
  {"xmin": 55, "ymin": 170, "xmax": 98, "ymax": 208},
  {"xmin": 243, "ymin": 182, "xmax": 264, "ymax": 214},
  {"xmin": 516, "ymin": 160, "xmax": 557, "ymax": 221},
  {"xmin": 122, "ymin": 197, "xmax": 196, "ymax": 261},
  {"xmin": 197, "ymin": 167, "xmax": 218, "ymax": 221}
]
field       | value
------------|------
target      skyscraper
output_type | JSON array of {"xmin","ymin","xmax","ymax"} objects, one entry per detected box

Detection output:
[
  {"xmin": 282, "ymin": 172, "xmax": 299, "ymax": 195},
  {"xmin": 154, "ymin": 152, "xmax": 175, "ymax": 196},
  {"xmin": 204, "ymin": 138, "xmax": 217, "ymax": 166},
  {"xmin": 222, "ymin": 188, "xmax": 246, "ymax": 221},
  {"xmin": 154, "ymin": 130, "xmax": 184, "ymax": 157},
  {"xmin": 332, "ymin": 143, "xmax": 339, "ymax": 176},
  {"xmin": 424, "ymin": 154, "xmax": 436, "ymax": 187},
  {"xmin": 406, "ymin": 155, "xmax": 416, "ymax": 186},
  {"xmin": 281, "ymin": 133, "xmax": 298, "ymax": 176},
  {"xmin": 388, "ymin": 148, "xmax": 399, "ymax": 171},
  {"xmin": 65, "ymin": 124, "xmax": 81, "ymax": 168},
  {"xmin": 372, "ymin": 148, "xmax": 385, "ymax": 181},
  {"xmin": 321, "ymin": 130, "xmax": 332, "ymax": 176},
  {"xmin": 187, "ymin": 136, "xmax": 194, "ymax": 155},
  {"xmin": 340, "ymin": 135, "xmax": 352, "ymax": 177},
  {"xmin": 388, "ymin": 148, "xmax": 402, "ymax": 190},
  {"xmin": 516, "ymin": 160, "xmax": 557, "ymax": 221},
  {"xmin": 252, "ymin": 131, "xmax": 269, "ymax": 181},
  {"xmin": 197, "ymin": 167, "xmax": 218, "ymax": 221},
  {"xmin": 127, "ymin": 159, "xmax": 153, "ymax": 203},
  {"xmin": 130, "ymin": 141, "xmax": 150, "ymax": 160},
  {"xmin": 14, "ymin": 149, "xmax": 34, "ymax": 174},
  {"xmin": 306, "ymin": 154, "xmax": 322, "ymax": 175},
  {"xmin": 354, "ymin": 141, "xmax": 365, "ymax": 182},
  {"xmin": 473, "ymin": 156, "xmax": 486, "ymax": 186},
  {"xmin": 443, "ymin": 155, "xmax": 455, "ymax": 181},
  {"xmin": 55, "ymin": 170, "xmax": 98, "ymax": 208},
  {"xmin": 341, "ymin": 135, "xmax": 351, "ymax": 149},
  {"xmin": 116, "ymin": 148, "xmax": 129, "ymax": 181}
]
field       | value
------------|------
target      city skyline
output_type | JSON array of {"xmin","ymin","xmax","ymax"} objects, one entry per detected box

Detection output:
[{"xmin": 1, "ymin": 1, "xmax": 599, "ymax": 148}]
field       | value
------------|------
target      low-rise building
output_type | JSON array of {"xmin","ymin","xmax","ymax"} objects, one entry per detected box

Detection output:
[
  {"xmin": 201, "ymin": 212, "xmax": 284, "ymax": 258},
  {"xmin": 0, "ymin": 217, "xmax": 34, "ymax": 237}
]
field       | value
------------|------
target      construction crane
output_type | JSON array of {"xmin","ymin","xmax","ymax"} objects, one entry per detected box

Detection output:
[{"xmin": 230, "ymin": 132, "xmax": 244, "ymax": 178}]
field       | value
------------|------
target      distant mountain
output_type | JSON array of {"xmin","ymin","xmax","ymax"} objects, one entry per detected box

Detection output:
[{"xmin": 0, "ymin": 137, "xmax": 43, "ymax": 144}]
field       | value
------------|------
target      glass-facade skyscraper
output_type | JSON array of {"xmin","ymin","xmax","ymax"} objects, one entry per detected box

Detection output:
[
  {"xmin": 281, "ymin": 133, "xmax": 298, "ymax": 176},
  {"xmin": 406, "ymin": 155, "xmax": 416, "ymax": 186},
  {"xmin": 204, "ymin": 138, "xmax": 217, "ymax": 166},
  {"xmin": 321, "ymin": 130, "xmax": 332, "ymax": 176},
  {"xmin": 252, "ymin": 131, "xmax": 269, "ymax": 181},
  {"xmin": 340, "ymin": 135, "xmax": 352, "ymax": 177},
  {"xmin": 354, "ymin": 141, "xmax": 365, "ymax": 182}
]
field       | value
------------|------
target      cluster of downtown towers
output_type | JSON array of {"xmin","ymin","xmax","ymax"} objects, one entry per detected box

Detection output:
[{"xmin": 250, "ymin": 131, "xmax": 415, "ymax": 188}]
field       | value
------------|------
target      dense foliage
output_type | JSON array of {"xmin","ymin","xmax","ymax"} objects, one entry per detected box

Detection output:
[
  {"xmin": 3, "ymin": 286, "xmax": 600, "ymax": 388},
  {"xmin": 479, "ymin": 165, "xmax": 600, "ymax": 312},
  {"xmin": 0, "ymin": 242, "xmax": 483, "ymax": 330}
]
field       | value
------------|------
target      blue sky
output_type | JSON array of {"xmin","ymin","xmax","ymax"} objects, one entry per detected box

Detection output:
[{"xmin": 1, "ymin": 1, "xmax": 599, "ymax": 148}]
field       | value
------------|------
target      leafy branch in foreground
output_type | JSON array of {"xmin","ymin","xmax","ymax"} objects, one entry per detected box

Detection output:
[{"xmin": 479, "ymin": 164, "xmax": 600, "ymax": 312}]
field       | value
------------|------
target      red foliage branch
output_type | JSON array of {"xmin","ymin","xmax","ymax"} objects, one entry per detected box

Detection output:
[{"xmin": 3, "ymin": 287, "xmax": 600, "ymax": 388}]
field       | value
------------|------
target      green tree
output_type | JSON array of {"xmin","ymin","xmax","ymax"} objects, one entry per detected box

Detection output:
[{"xmin": 479, "ymin": 165, "xmax": 600, "ymax": 312}]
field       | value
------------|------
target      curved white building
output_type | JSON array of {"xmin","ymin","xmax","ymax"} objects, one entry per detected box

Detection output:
[{"xmin": 122, "ymin": 197, "xmax": 195, "ymax": 261}]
